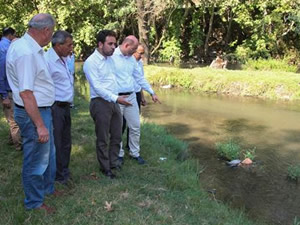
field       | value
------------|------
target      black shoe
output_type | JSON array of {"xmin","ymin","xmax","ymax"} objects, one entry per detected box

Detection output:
[
  {"xmin": 131, "ymin": 156, "xmax": 146, "ymax": 165},
  {"xmin": 102, "ymin": 170, "xmax": 116, "ymax": 179}
]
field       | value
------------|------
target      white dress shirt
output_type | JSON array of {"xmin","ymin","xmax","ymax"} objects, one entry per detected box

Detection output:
[
  {"xmin": 45, "ymin": 48, "xmax": 74, "ymax": 103},
  {"xmin": 83, "ymin": 49, "xmax": 119, "ymax": 103},
  {"xmin": 6, "ymin": 33, "xmax": 55, "ymax": 107},
  {"xmin": 111, "ymin": 47, "xmax": 154, "ymax": 95}
]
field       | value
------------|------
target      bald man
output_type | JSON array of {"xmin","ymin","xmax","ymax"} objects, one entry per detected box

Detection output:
[
  {"xmin": 6, "ymin": 13, "xmax": 57, "ymax": 212},
  {"xmin": 112, "ymin": 36, "xmax": 160, "ymax": 165}
]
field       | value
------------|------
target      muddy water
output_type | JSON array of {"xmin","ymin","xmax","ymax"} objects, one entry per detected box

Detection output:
[{"xmin": 142, "ymin": 89, "xmax": 300, "ymax": 225}]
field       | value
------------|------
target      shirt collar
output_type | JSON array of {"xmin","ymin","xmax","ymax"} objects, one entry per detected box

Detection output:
[
  {"xmin": 1, "ymin": 37, "xmax": 11, "ymax": 44},
  {"xmin": 23, "ymin": 32, "xmax": 43, "ymax": 54},
  {"xmin": 94, "ymin": 49, "xmax": 106, "ymax": 61}
]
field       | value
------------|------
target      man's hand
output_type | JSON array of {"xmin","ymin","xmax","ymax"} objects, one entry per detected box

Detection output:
[
  {"xmin": 37, "ymin": 125, "xmax": 49, "ymax": 143},
  {"xmin": 117, "ymin": 96, "xmax": 132, "ymax": 106},
  {"xmin": 141, "ymin": 98, "xmax": 147, "ymax": 106},
  {"xmin": 2, "ymin": 98, "xmax": 11, "ymax": 108},
  {"xmin": 151, "ymin": 94, "xmax": 161, "ymax": 104}
]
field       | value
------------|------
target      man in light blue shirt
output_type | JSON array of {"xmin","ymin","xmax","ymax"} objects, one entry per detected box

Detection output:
[
  {"xmin": 0, "ymin": 27, "xmax": 21, "ymax": 149},
  {"xmin": 112, "ymin": 35, "xmax": 160, "ymax": 165},
  {"xmin": 84, "ymin": 30, "xmax": 131, "ymax": 179},
  {"xmin": 45, "ymin": 30, "xmax": 74, "ymax": 184}
]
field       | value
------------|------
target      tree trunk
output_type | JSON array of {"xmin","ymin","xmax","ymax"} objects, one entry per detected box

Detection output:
[
  {"xmin": 204, "ymin": 4, "xmax": 215, "ymax": 58},
  {"xmin": 224, "ymin": 7, "xmax": 233, "ymax": 49},
  {"xmin": 136, "ymin": 0, "xmax": 150, "ymax": 64}
]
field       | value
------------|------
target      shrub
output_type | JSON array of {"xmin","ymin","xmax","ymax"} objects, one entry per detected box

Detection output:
[
  {"xmin": 243, "ymin": 147, "xmax": 256, "ymax": 160},
  {"xmin": 287, "ymin": 164, "xmax": 300, "ymax": 181},
  {"xmin": 158, "ymin": 38, "xmax": 182, "ymax": 64},
  {"xmin": 215, "ymin": 139, "xmax": 241, "ymax": 160}
]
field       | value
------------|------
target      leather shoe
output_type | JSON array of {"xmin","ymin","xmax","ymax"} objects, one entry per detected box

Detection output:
[
  {"xmin": 131, "ymin": 156, "xmax": 146, "ymax": 165},
  {"xmin": 102, "ymin": 170, "xmax": 116, "ymax": 179},
  {"xmin": 37, "ymin": 203, "xmax": 56, "ymax": 214}
]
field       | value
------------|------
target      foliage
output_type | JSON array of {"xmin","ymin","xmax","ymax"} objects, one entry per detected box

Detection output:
[
  {"xmin": 293, "ymin": 217, "xmax": 300, "ymax": 225},
  {"xmin": 242, "ymin": 59, "xmax": 298, "ymax": 72},
  {"xmin": 216, "ymin": 139, "xmax": 241, "ymax": 160},
  {"xmin": 243, "ymin": 147, "xmax": 256, "ymax": 160},
  {"xmin": 287, "ymin": 164, "xmax": 300, "ymax": 181},
  {"xmin": 158, "ymin": 38, "xmax": 182, "ymax": 64}
]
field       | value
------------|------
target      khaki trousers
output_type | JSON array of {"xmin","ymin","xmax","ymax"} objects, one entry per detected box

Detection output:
[{"xmin": 0, "ymin": 92, "xmax": 21, "ymax": 148}]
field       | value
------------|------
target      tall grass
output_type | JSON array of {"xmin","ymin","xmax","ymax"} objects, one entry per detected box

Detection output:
[{"xmin": 242, "ymin": 59, "xmax": 297, "ymax": 73}]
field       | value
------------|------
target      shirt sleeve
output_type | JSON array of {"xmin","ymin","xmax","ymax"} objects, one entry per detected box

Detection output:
[
  {"xmin": 83, "ymin": 60, "xmax": 118, "ymax": 103},
  {"xmin": 0, "ymin": 46, "xmax": 8, "ymax": 96},
  {"xmin": 132, "ymin": 60, "xmax": 154, "ymax": 95}
]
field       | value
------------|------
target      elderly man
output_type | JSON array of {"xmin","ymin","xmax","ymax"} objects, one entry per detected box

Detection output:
[
  {"xmin": 6, "ymin": 13, "xmax": 57, "ymax": 212},
  {"xmin": 0, "ymin": 27, "xmax": 21, "ymax": 150},
  {"xmin": 45, "ymin": 30, "xmax": 74, "ymax": 184},
  {"xmin": 84, "ymin": 30, "xmax": 131, "ymax": 179},
  {"xmin": 112, "ymin": 36, "xmax": 160, "ymax": 165}
]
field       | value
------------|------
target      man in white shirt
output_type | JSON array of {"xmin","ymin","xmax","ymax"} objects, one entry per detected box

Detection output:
[
  {"xmin": 45, "ymin": 30, "xmax": 74, "ymax": 184},
  {"xmin": 123, "ymin": 44, "xmax": 147, "ymax": 149},
  {"xmin": 112, "ymin": 36, "xmax": 160, "ymax": 165},
  {"xmin": 6, "ymin": 13, "xmax": 57, "ymax": 213},
  {"xmin": 83, "ymin": 30, "xmax": 131, "ymax": 179}
]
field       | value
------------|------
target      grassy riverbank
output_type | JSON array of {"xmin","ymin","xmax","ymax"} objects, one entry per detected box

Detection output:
[
  {"xmin": 0, "ymin": 84, "xmax": 266, "ymax": 225},
  {"xmin": 145, "ymin": 65, "xmax": 300, "ymax": 101}
]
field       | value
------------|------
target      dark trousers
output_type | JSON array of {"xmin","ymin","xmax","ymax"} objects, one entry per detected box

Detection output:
[
  {"xmin": 90, "ymin": 97, "xmax": 122, "ymax": 172},
  {"xmin": 122, "ymin": 92, "xmax": 141, "ymax": 149},
  {"xmin": 51, "ymin": 102, "xmax": 71, "ymax": 183}
]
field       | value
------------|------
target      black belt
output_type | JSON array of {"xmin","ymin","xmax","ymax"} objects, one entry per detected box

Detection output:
[
  {"xmin": 15, "ymin": 103, "xmax": 51, "ymax": 109},
  {"xmin": 118, "ymin": 92, "xmax": 133, "ymax": 96},
  {"xmin": 55, "ymin": 101, "xmax": 71, "ymax": 107}
]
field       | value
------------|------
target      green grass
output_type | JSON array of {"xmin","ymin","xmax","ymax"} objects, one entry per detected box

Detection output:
[
  {"xmin": 216, "ymin": 139, "xmax": 242, "ymax": 160},
  {"xmin": 242, "ymin": 59, "xmax": 297, "ymax": 73},
  {"xmin": 0, "ymin": 81, "xmax": 266, "ymax": 225},
  {"xmin": 145, "ymin": 65, "xmax": 300, "ymax": 100}
]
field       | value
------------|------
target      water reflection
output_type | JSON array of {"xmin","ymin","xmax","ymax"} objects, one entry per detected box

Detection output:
[{"xmin": 142, "ymin": 88, "xmax": 300, "ymax": 225}]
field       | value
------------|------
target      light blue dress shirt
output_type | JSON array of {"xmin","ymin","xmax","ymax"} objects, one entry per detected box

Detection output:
[
  {"xmin": 0, "ymin": 37, "xmax": 12, "ymax": 97},
  {"xmin": 111, "ymin": 47, "xmax": 154, "ymax": 95}
]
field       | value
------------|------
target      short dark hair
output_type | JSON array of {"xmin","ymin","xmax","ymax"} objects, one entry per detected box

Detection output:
[
  {"xmin": 96, "ymin": 30, "xmax": 116, "ymax": 46},
  {"xmin": 2, "ymin": 27, "xmax": 15, "ymax": 36},
  {"xmin": 52, "ymin": 30, "xmax": 72, "ymax": 46}
]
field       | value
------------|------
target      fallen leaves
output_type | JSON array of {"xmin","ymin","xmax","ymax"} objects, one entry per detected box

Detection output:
[{"xmin": 104, "ymin": 201, "xmax": 113, "ymax": 212}]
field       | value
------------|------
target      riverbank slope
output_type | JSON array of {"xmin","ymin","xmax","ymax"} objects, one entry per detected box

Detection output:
[
  {"xmin": 0, "ymin": 83, "xmax": 265, "ymax": 225},
  {"xmin": 145, "ymin": 65, "xmax": 300, "ymax": 101}
]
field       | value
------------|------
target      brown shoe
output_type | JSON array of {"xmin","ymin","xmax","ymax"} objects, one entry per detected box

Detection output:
[{"xmin": 37, "ymin": 203, "xmax": 56, "ymax": 214}]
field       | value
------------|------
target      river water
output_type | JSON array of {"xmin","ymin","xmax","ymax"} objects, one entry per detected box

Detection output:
[{"xmin": 142, "ymin": 88, "xmax": 300, "ymax": 225}]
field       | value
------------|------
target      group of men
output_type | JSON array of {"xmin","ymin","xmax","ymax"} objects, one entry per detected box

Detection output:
[{"xmin": 2, "ymin": 12, "xmax": 159, "ymax": 212}]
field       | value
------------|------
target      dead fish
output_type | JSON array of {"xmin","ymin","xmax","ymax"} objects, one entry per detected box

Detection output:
[{"xmin": 226, "ymin": 159, "xmax": 241, "ymax": 167}]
